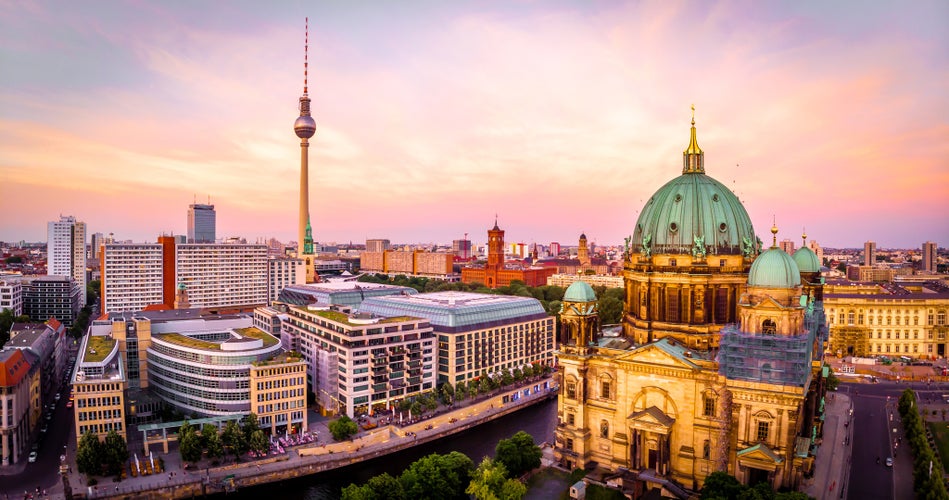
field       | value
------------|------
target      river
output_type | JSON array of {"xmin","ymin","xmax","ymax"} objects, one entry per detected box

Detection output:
[{"xmin": 220, "ymin": 397, "xmax": 558, "ymax": 499}]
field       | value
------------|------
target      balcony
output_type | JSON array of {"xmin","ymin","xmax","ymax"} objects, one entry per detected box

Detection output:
[{"xmin": 372, "ymin": 383, "xmax": 387, "ymax": 392}]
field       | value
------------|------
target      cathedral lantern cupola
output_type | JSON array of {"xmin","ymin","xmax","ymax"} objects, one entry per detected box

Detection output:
[{"xmin": 559, "ymin": 281, "xmax": 599, "ymax": 353}]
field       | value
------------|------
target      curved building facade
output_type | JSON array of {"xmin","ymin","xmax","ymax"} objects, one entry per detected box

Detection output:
[{"xmin": 147, "ymin": 328, "xmax": 283, "ymax": 417}]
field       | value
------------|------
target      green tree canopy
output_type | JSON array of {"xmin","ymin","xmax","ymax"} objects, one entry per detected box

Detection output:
[
  {"xmin": 329, "ymin": 415, "xmax": 359, "ymax": 441},
  {"xmin": 341, "ymin": 472, "xmax": 406, "ymax": 500},
  {"xmin": 466, "ymin": 457, "xmax": 526, "ymax": 500},
  {"xmin": 203, "ymin": 423, "xmax": 224, "ymax": 459},
  {"xmin": 249, "ymin": 429, "xmax": 269, "ymax": 457},
  {"xmin": 400, "ymin": 451, "xmax": 474, "ymax": 500},
  {"xmin": 494, "ymin": 431, "xmax": 541, "ymax": 478},
  {"xmin": 221, "ymin": 420, "xmax": 247, "ymax": 459},
  {"xmin": 102, "ymin": 430, "xmax": 129, "ymax": 475},
  {"xmin": 179, "ymin": 423, "xmax": 203, "ymax": 463},
  {"xmin": 76, "ymin": 432, "xmax": 103, "ymax": 476}
]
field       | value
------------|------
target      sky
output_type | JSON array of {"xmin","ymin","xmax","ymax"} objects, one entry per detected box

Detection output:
[{"xmin": 1, "ymin": 1, "xmax": 947, "ymax": 250}]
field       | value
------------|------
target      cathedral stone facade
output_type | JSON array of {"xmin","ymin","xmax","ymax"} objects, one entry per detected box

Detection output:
[{"xmin": 554, "ymin": 115, "xmax": 828, "ymax": 497}]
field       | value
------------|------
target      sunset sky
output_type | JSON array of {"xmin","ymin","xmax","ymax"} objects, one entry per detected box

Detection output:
[{"xmin": 1, "ymin": 1, "xmax": 947, "ymax": 249}]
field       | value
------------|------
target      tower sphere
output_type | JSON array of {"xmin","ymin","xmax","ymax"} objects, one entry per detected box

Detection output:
[{"xmin": 295, "ymin": 115, "xmax": 316, "ymax": 139}]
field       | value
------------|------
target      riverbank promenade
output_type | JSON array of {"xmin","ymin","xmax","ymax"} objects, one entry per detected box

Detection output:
[{"xmin": 53, "ymin": 377, "xmax": 557, "ymax": 499}]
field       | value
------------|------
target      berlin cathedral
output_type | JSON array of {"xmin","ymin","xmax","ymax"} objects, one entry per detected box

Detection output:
[{"xmin": 554, "ymin": 113, "xmax": 829, "ymax": 497}]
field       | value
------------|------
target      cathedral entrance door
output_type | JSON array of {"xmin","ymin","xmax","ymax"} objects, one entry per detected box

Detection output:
[{"xmin": 748, "ymin": 467, "xmax": 769, "ymax": 486}]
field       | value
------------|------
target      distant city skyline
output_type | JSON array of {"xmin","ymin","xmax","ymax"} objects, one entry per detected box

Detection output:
[{"xmin": 1, "ymin": 2, "xmax": 947, "ymax": 248}]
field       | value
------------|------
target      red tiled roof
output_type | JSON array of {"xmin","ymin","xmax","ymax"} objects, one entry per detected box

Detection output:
[{"xmin": 0, "ymin": 350, "xmax": 31, "ymax": 387}]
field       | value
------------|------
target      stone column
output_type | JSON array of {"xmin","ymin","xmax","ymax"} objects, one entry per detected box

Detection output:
[{"xmin": 2, "ymin": 431, "xmax": 8, "ymax": 466}]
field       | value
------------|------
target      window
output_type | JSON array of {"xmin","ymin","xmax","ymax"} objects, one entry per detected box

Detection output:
[
  {"xmin": 567, "ymin": 413, "xmax": 575, "ymax": 426},
  {"xmin": 756, "ymin": 421, "xmax": 770, "ymax": 442},
  {"xmin": 600, "ymin": 420, "xmax": 609, "ymax": 438},
  {"xmin": 703, "ymin": 440, "xmax": 711, "ymax": 459},
  {"xmin": 669, "ymin": 258, "xmax": 677, "ymax": 267},
  {"xmin": 703, "ymin": 395, "xmax": 716, "ymax": 417},
  {"xmin": 762, "ymin": 319, "xmax": 776, "ymax": 335},
  {"xmin": 601, "ymin": 380, "xmax": 611, "ymax": 400},
  {"xmin": 566, "ymin": 382, "xmax": 577, "ymax": 400},
  {"xmin": 565, "ymin": 438, "xmax": 574, "ymax": 451}
]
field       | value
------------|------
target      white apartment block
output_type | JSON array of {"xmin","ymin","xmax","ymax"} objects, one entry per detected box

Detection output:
[
  {"xmin": 175, "ymin": 244, "xmax": 267, "ymax": 309},
  {"xmin": 101, "ymin": 244, "xmax": 164, "ymax": 314},
  {"xmin": 0, "ymin": 280, "xmax": 23, "ymax": 316},
  {"xmin": 283, "ymin": 305, "xmax": 437, "ymax": 417},
  {"xmin": 267, "ymin": 257, "xmax": 305, "ymax": 305},
  {"xmin": 47, "ymin": 216, "xmax": 87, "ymax": 292}
]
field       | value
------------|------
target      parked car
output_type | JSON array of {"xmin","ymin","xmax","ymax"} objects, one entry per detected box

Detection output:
[
  {"xmin": 40, "ymin": 424, "xmax": 48, "ymax": 433},
  {"xmin": 66, "ymin": 401, "xmax": 73, "ymax": 409},
  {"xmin": 54, "ymin": 393, "xmax": 61, "ymax": 401},
  {"xmin": 885, "ymin": 457, "xmax": 893, "ymax": 467},
  {"xmin": 28, "ymin": 451, "xmax": 37, "ymax": 463}
]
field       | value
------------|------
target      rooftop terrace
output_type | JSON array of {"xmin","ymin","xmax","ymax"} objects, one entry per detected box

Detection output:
[{"xmin": 84, "ymin": 335, "xmax": 116, "ymax": 363}]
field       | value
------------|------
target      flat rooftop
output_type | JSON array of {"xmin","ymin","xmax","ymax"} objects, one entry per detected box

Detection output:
[
  {"xmin": 358, "ymin": 291, "xmax": 548, "ymax": 332},
  {"xmin": 279, "ymin": 282, "xmax": 417, "ymax": 307},
  {"xmin": 154, "ymin": 327, "xmax": 278, "ymax": 351}
]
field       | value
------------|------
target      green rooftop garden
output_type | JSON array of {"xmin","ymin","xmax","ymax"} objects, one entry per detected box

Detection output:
[
  {"xmin": 306, "ymin": 309, "xmax": 418, "ymax": 326},
  {"xmin": 84, "ymin": 335, "xmax": 116, "ymax": 363},
  {"xmin": 234, "ymin": 327, "xmax": 279, "ymax": 347},
  {"xmin": 252, "ymin": 350, "xmax": 304, "ymax": 367},
  {"xmin": 159, "ymin": 333, "xmax": 221, "ymax": 350}
]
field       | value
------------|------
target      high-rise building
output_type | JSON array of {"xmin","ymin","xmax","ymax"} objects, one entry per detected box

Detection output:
[
  {"xmin": 923, "ymin": 241, "xmax": 938, "ymax": 273},
  {"xmin": 187, "ymin": 203, "xmax": 216, "ymax": 243},
  {"xmin": 294, "ymin": 20, "xmax": 317, "ymax": 282},
  {"xmin": 864, "ymin": 241, "xmax": 876, "ymax": 267},
  {"xmin": 90, "ymin": 232, "xmax": 104, "ymax": 260},
  {"xmin": 366, "ymin": 239, "xmax": 390, "ymax": 253},
  {"xmin": 100, "ymin": 240, "xmax": 268, "ymax": 313},
  {"xmin": 23, "ymin": 276, "xmax": 82, "ymax": 327},
  {"xmin": 100, "ymin": 244, "xmax": 165, "ymax": 313},
  {"xmin": 779, "ymin": 239, "xmax": 795, "ymax": 255},
  {"xmin": 47, "ymin": 215, "xmax": 86, "ymax": 293},
  {"xmin": 0, "ymin": 279, "xmax": 23, "ymax": 316},
  {"xmin": 452, "ymin": 239, "xmax": 472, "ymax": 258},
  {"xmin": 550, "ymin": 242, "xmax": 561, "ymax": 256},
  {"xmin": 267, "ymin": 257, "xmax": 305, "ymax": 305}
]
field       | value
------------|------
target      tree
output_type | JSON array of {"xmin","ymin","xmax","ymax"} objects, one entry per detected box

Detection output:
[
  {"xmin": 400, "ymin": 451, "xmax": 474, "ymax": 500},
  {"xmin": 439, "ymin": 382, "xmax": 455, "ymax": 406},
  {"xmin": 242, "ymin": 413, "xmax": 261, "ymax": 442},
  {"xmin": 329, "ymin": 415, "xmax": 359, "ymax": 441},
  {"xmin": 0, "ymin": 310, "xmax": 30, "ymax": 347},
  {"xmin": 342, "ymin": 472, "xmax": 406, "ymax": 500},
  {"xmin": 546, "ymin": 300, "xmax": 562, "ymax": 316},
  {"xmin": 249, "ymin": 429, "xmax": 269, "ymax": 457},
  {"xmin": 203, "ymin": 424, "xmax": 224, "ymax": 459},
  {"xmin": 466, "ymin": 457, "xmax": 526, "ymax": 500},
  {"xmin": 102, "ymin": 430, "xmax": 129, "ymax": 475},
  {"xmin": 410, "ymin": 401, "xmax": 423, "ymax": 417},
  {"xmin": 179, "ymin": 422, "xmax": 203, "ymax": 464},
  {"xmin": 500, "ymin": 370, "xmax": 513, "ymax": 387},
  {"xmin": 221, "ymin": 420, "xmax": 247, "ymax": 459},
  {"xmin": 700, "ymin": 471, "xmax": 743, "ymax": 499},
  {"xmin": 76, "ymin": 432, "xmax": 104, "ymax": 476},
  {"xmin": 597, "ymin": 295, "xmax": 624, "ymax": 324},
  {"xmin": 494, "ymin": 431, "xmax": 541, "ymax": 478},
  {"xmin": 826, "ymin": 367, "xmax": 840, "ymax": 391}
]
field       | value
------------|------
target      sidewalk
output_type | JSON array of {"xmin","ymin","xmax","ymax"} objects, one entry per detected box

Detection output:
[
  {"xmin": 48, "ymin": 377, "xmax": 555, "ymax": 499},
  {"xmin": 803, "ymin": 392, "xmax": 852, "ymax": 499}
]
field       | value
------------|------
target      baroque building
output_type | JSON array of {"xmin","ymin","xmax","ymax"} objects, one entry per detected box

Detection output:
[{"xmin": 555, "ymin": 115, "xmax": 828, "ymax": 496}]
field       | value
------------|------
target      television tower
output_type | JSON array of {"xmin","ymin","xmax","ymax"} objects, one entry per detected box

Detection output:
[{"xmin": 294, "ymin": 18, "xmax": 317, "ymax": 278}]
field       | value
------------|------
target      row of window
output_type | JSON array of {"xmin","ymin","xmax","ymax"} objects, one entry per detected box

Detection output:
[
  {"xmin": 830, "ymin": 310, "xmax": 947, "ymax": 326},
  {"xmin": 78, "ymin": 422, "xmax": 122, "ymax": 435}
]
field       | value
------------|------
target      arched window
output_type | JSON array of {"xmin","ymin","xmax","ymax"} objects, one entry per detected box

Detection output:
[
  {"xmin": 703, "ymin": 440, "xmax": 711, "ymax": 459},
  {"xmin": 600, "ymin": 420, "xmax": 610, "ymax": 438},
  {"xmin": 762, "ymin": 319, "xmax": 776, "ymax": 335}
]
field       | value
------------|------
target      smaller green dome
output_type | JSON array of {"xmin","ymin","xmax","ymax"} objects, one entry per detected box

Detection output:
[
  {"xmin": 792, "ymin": 247, "xmax": 820, "ymax": 273},
  {"xmin": 564, "ymin": 281, "xmax": 597, "ymax": 302},
  {"xmin": 749, "ymin": 247, "xmax": 801, "ymax": 288}
]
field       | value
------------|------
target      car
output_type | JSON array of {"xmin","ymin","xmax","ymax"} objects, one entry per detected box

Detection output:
[
  {"xmin": 40, "ymin": 424, "xmax": 48, "ymax": 433},
  {"xmin": 28, "ymin": 451, "xmax": 37, "ymax": 463},
  {"xmin": 885, "ymin": 457, "xmax": 893, "ymax": 467},
  {"xmin": 66, "ymin": 401, "xmax": 73, "ymax": 408},
  {"xmin": 55, "ymin": 393, "xmax": 61, "ymax": 401},
  {"xmin": 44, "ymin": 412, "xmax": 52, "ymax": 421}
]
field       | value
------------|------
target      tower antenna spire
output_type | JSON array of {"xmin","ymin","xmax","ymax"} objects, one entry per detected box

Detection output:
[{"xmin": 304, "ymin": 17, "xmax": 309, "ymax": 94}]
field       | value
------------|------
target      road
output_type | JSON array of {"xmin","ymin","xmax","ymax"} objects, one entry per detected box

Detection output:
[{"xmin": 842, "ymin": 379, "xmax": 947, "ymax": 500}]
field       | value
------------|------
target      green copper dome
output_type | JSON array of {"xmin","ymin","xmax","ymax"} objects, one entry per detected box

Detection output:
[
  {"xmin": 749, "ymin": 247, "xmax": 801, "ymax": 288},
  {"xmin": 792, "ymin": 246, "xmax": 820, "ymax": 273},
  {"xmin": 631, "ymin": 117, "xmax": 757, "ymax": 258},
  {"xmin": 564, "ymin": 281, "xmax": 597, "ymax": 302}
]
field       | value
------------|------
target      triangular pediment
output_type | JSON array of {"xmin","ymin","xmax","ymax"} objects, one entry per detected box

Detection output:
[
  {"xmin": 615, "ymin": 340, "xmax": 700, "ymax": 370},
  {"xmin": 628, "ymin": 405, "xmax": 675, "ymax": 427},
  {"xmin": 736, "ymin": 443, "xmax": 783, "ymax": 465}
]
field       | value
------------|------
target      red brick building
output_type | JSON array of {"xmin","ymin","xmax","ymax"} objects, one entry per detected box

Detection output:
[{"xmin": 461, "ymin": 221, "xmax": 556, "ymax": 288}]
